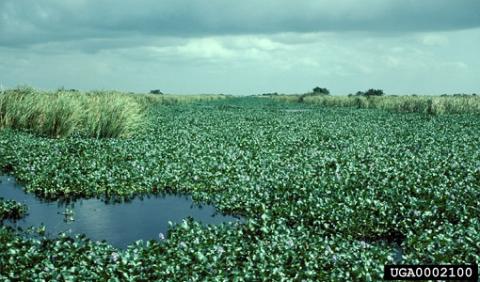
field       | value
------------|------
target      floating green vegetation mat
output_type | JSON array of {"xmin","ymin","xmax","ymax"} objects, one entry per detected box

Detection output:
[
  {"xmin": 0, "ymin": 97, "xmax": 479, "ymax": 280},
  {"xmin": 0, "ymin": 198, "xmax": 27, "ymax": 221}
]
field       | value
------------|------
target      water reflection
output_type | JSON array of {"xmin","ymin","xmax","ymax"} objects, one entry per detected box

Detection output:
[{"xmin": 0, "ymin": 176, "xmax": 241, "ymax": 248}]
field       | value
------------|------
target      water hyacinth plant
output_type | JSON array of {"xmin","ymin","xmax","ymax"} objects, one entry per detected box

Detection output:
[{"xmin": 0, "ymin": 198, "xmax": 27, "ymax": 221}]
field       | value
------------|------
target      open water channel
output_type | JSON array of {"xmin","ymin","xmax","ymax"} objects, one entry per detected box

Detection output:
[{"xmin": 0, "ymin": 175, "xmax": 241, "ymax": 248}]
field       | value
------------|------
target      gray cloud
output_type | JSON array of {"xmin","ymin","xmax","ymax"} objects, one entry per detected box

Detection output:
[
  {"xmin": 1, "ymin": 0, "xmax": 480, "ymax": 46},
  {"xmin": 1, "ymin": 1, "xmax": 479, "ymax": 94},
  {"xmin": 1, "ymin": 29, "xmax": 478, "ymax": 94}
]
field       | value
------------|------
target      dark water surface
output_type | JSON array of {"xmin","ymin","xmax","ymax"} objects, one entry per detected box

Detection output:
[{"xmin": 0, "ymin": 176, "xmax": 241, "ymax": 248}]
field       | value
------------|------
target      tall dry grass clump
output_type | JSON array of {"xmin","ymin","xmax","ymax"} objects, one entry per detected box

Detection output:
[
  {"xmin": 137, "ymin": 93, "xmax": 228, "ymax": 106},
  {"xmin": 0, "ymin": 87, "xmax": 145, "ymax": 138},
  {"xmin": 80, "ymin": 91, "xmax": 145, "ymax": 138},
  {"xmin": 267, "ymin": 95, "xmax": 300, "ymax": 103},
  {"xmin": 299, "ymin": 95, "xmax": 480, "ymax": 115}
]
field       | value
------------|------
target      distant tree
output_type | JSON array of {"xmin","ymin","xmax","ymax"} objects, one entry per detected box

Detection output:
[
  {"xmin": 261, "ymin": 92, "xmax": 279, "ymax": 96},
  {"xmin": 56, "ymin": 87, "xmax": 79, "ymax": 92},
  {"xmin": 312, "ymin": 87, "xmax": 330, "ymax": 95},
  {"xmin": 347, "ymin": 93, "xmax": 353, "ymax": 97},
  {"xmin": 363, "ymin": 89, "xmax": 384, "ymax": 96},
  {"xmin": 355, "ymin": 91, "xmax": 364, "ymax": 96},
  {"xmin": 297, "ymin": 87, "xmax": 330, "ymax": 102},
  {"xmin": 150, "ymin": 89, "xmax": 163, "ymax": 95}
]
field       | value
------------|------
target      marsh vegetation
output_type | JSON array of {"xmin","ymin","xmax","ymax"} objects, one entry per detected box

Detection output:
[
  {"xmin": 0, "ymin": 87, "xmax": 227, "ymax": 138},
  {"xmin": 272, "ymin": 93, "xmax": 480, "ymax": 115},
  {"xmin": 0, "ymin": 90, "xmax": 479, "ymax": 280}
]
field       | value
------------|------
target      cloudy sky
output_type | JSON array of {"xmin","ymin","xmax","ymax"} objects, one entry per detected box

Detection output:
[{"xmin": 1, "ymin": 0, "xmax": 479, "ymax": 95}]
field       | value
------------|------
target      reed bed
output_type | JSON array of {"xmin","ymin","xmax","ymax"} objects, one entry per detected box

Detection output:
[
  {"xmin": 273, "ymin": 94, "xmax": 480, "ymax": 115},
  {"xmin": 0, "ymin": 88, "xmax": 145, "ymax": 138},
  {"xmin": 0, "ymin": 88, "xmax": 229, "ymax": 138},
  {"xmin": 137, "ymin": 93, "xmax": 228, "ymax": 106}
]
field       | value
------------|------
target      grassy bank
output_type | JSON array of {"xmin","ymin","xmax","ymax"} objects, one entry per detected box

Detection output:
[
  {"xmin": 0, "ymin": 88, "xmax": 228, "ymax": 138},
  {"xmin": 139, "ymin": 93, "xmax": 228, "ymax": 106},
  {"xmin": 0, "ymin": 88, "xmax": 145, "ymax": 138},
  {"xmin": 272, "ymin": 94, "xmax": 480, "ymax": 115}
]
